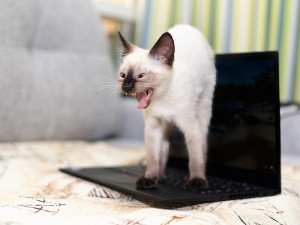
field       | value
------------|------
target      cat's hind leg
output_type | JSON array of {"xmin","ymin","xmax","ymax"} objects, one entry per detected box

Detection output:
[
  {"xmin": 186, "ymin": 84, "xmax": 215, "ymax": 189},
  {"xmin": 175, "ymin": 101, "xmax": 211, "ymax": 189},
  {"xmin": 180, "ymin": 121, "xmax": 208, "ymax": 189}
]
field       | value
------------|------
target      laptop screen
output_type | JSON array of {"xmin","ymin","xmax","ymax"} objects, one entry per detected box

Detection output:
[{"xmin": 170, "ymin": 52, "xmax": 280, "ymax": 181}]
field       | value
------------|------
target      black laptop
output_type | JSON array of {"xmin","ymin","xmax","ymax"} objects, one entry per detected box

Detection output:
[{"xmin": 60, "ymin": 51, "xmax": 281, "ymax": 205}]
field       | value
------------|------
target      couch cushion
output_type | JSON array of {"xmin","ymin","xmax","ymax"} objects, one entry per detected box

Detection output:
[
  {"xmin": 32, "ymin": 0, "xmax": 106, "ymax": 53},
  {"xmin": 0, "ymin": 0, "xmax": 38, "ymax": 47},
  {"xmin": 0, "ymin": 0, "xmax": 121, "ymax": 141}
]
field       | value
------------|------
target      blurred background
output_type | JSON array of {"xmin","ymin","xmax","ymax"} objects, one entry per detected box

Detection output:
[
  {"xmin": 0, "ymin": 0, "xmax": 299, "ymax": 161},
  {"xmin": 96, "ymin": 0, "xmax": 300, "ymax": 104}
]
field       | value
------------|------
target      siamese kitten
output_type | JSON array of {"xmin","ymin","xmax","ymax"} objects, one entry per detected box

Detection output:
[{"xmin": 117, "ymin": 25, "xmax": 216, "ymax": 189}]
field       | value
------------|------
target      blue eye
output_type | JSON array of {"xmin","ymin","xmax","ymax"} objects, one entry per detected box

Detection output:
[
  {"xmin": 120, "ymin": 73, "xmax": 126, "ymax": 78},
  {"xmin": 138, "ymin": 73, "xmax": 145, "ymax": 78}
]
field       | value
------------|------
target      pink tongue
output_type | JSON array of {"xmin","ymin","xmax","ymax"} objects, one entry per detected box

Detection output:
[{"xmin": 137, "ymin": 92, "xmax": 148, "ymax": 109}]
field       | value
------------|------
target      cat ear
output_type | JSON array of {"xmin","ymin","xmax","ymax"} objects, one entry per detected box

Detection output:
[
  {"xmin": 149, "ymin": 32, "xmax": 175, "ymax": 66},
  {"xmin": 118, "ymin": 32, "xmax": 134, "ymax": 58}
]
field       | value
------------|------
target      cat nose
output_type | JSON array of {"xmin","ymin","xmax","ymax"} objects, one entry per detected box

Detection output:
[
  {"xmin": 124, "ymin": 80, "xmax": 132, "ymax": 88},
  {"xmin": 122, "ymin": 78, "xmax": 135, "ymax": 92}
]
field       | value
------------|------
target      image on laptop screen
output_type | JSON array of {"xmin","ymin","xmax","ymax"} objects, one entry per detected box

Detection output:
[{"xmin": 170, "ymin": 52, "xmax": 279, "ymax": 178}]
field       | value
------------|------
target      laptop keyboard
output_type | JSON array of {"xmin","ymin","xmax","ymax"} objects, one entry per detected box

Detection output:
[{"xmin": 111, "ymin": 166, "xmax": 263, "ymax": 194}]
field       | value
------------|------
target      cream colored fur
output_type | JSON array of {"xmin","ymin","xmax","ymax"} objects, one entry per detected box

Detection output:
[{"xmin": 118, "ymin": 24, "xmax": 216, "ymax": 188}]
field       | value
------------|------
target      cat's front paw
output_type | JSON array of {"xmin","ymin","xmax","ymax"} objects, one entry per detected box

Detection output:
[
  {"xmin": 136, "ymin": 176, "xmax": 156, "ymax": 189},
  {"xmin": 188, "ymin": 177, "xmax": 208, "ymax": 190}
]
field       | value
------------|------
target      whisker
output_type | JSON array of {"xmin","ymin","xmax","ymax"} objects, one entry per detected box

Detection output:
[
  {"xmin": 92, "ymin": 86, "xmax": 119, "ymax": 95},
  {"xmin": 110, "ymin": 59, "xmax": 122, "ymax": 64},
  {"xmin": 89, "ymin": 73, "xmax": 122, "ymax": 99},
  {"xmin": 91, "ymin": 75, "xmax": 119, "ymax": 95},
  {"xmin": 94, "ymin": 81, "xmax": 118, "ymax": 87},
  {"xmin": 105, "ymin": 88, "xmax": 121, "ymax": 102},
  {"xmin": 95, "ymin": 84, "xmax": 119, "ymax": 89}
]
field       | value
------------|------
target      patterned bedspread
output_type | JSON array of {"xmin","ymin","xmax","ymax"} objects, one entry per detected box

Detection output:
[{"xmin": 0, "ymin": 141, "xmax": 299, "ymax": 225}]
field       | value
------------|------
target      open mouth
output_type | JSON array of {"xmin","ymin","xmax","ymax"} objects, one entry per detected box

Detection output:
[{"xmin": 134, "ymin": 89, "xmax": 154, "ymax": 109}]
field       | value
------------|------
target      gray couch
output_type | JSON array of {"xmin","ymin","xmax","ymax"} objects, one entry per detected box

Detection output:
[{"xmin": 0, "ymin": 0, "xmax": 143, "ymax": 143}]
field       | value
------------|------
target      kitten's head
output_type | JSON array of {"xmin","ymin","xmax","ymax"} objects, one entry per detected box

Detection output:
[{"xmin": 117, "ymin": 32, "xmax": 175, "ymax": 109}]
